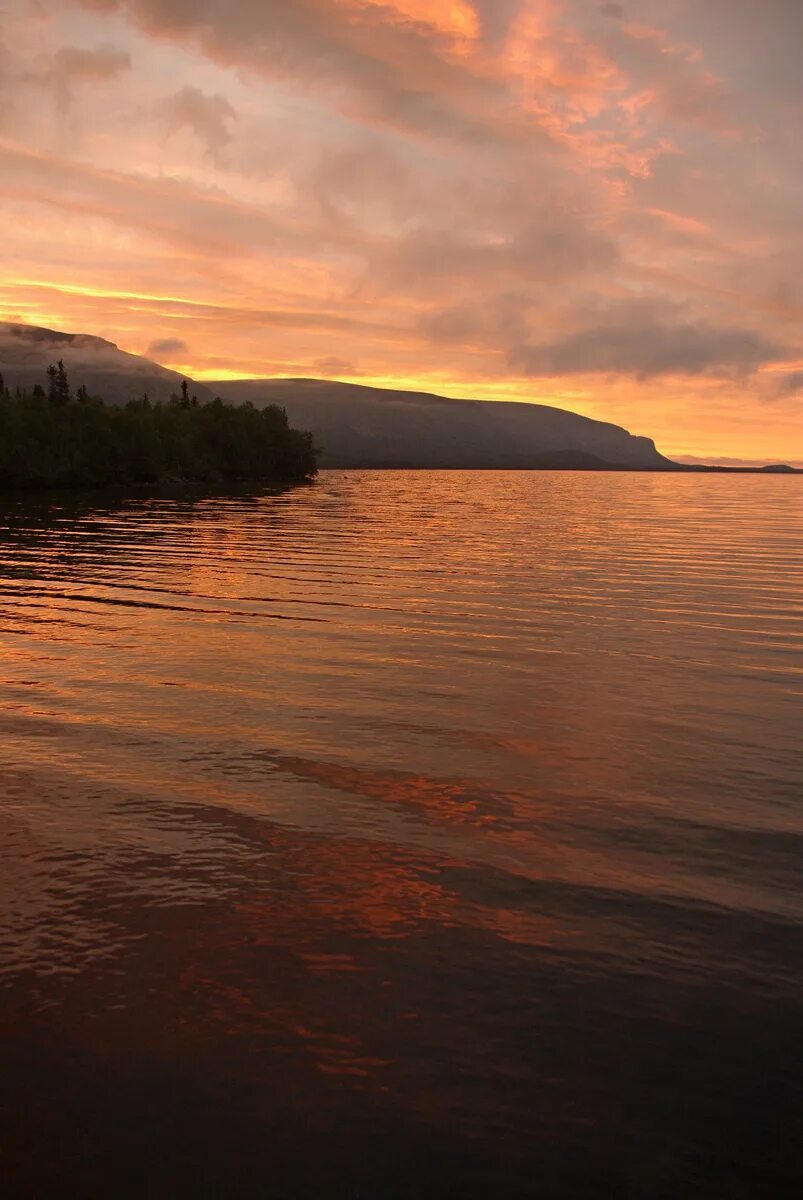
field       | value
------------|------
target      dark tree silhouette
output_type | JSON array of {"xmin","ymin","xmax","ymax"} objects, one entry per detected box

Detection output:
[
  {"xmin": 46, "ymin": 364, "xmax": 58, "ymax": 404},
  {"xmin": 58, "ymin": 361, "xmax": 71, "ymax": 405},
  {"xmin": 0, "ymin": 367, "xmax": 318, "ymax": 488},
  {"xmin": 46, "ymin": 361, "xmax": 71, "ymax": 406}
]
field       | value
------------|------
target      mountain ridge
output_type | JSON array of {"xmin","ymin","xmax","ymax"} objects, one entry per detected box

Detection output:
[{"xmin": 209, "ymin": 376, "xmax": 672, "ymax": 470}]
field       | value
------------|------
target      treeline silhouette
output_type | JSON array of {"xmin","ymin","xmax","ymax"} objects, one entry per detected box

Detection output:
[{"xmin": 0, "ymin": 363, "xmax": 317, "ymax": 488}]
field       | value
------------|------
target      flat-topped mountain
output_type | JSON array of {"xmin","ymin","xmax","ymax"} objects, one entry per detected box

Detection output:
[
  {"xmin": 0, "ymin": 322, "xmax": 216, "ymax": 407},
  {"xmin": 0, "ymin": 322, "xmax": 673, "ymax": 469},
  {"xmin": 210, "ymin": 378, "xmax": 673, "ymax": 470}
]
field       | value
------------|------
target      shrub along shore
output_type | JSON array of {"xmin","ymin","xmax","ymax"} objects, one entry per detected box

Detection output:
[{"xmin": 0, "ymin": 364, "xmax": 318, "ymax": 488}]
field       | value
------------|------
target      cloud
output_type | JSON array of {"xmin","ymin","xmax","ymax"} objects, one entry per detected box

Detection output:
[
  {"xmin": 509, "ymin": 300, "xmax": 784, "ymax": 378},
  {"xmin": 0, "ymin": 141, "xmax": 335, "ymax": 259},
  {"xmin": 45, "ymin": 42, "xmax": 131, "ymax": 109},
  {"xmin": 76, "ymin": 0, "xmax": 513, "ymax": 146},
  {"xmin": 775, "ymin": 370, "xmax": 803, "ymax": 396},
  {"xmin": 147, "ymin": 337, "xmax": 188, "ymax": 359},
  {"xmin": 52, "ymin": 44, "xmax": 131, "ymax": 83},
  {"xmin": 371, "ymin": 205, "xmax": 619, "ymax": 297},
  {"xmin": 468, "ymin": 1, "xmax": 522, "ymax": 48},
  {"xmin": 313, "ymin": 356, "xmax": 360, "ymax": 377},
  {"xmin": 161, "ymin": 86, "xmax": 237, "ymax": 162},
  {"xmin": 418, "ymin": 292, "xmax": 531, "ymax": 347}
]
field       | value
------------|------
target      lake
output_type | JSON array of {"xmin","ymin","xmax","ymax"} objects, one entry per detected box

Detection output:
[{"xmin": 1, "ymin": 470, "xmax": 801, "ymax": 1198}]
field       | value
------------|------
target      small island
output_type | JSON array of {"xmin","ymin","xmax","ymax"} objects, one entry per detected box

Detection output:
[{"xmin": 0, "ymin": 362, "xmax": 317, "ymax": 488}]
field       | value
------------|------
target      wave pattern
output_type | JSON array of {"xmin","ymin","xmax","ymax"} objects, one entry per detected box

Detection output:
[{"xmin": 1, "ymin": 471, "xmax": 801, "ymax": 1198}]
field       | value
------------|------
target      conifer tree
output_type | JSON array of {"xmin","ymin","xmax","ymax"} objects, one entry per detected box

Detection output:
[
  {"xmin": 57, "ymin": 360, "xmax": 71, "ymax": 405},
  {"xmin": 46, "ymin": 361, "xmax": 71, "ymax": 406},
  {"xmin": 46, "ymin": 364, "xmax": 58, "ymax": 405}
]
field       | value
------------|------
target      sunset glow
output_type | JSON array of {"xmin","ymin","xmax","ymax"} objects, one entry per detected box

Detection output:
[{"xmin": 1, "ymin": 0, "xmax": 802, "ymax": 461}]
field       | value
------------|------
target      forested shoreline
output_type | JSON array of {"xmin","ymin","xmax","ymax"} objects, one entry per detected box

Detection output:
[{"xmin": 0, "ymin": 363, "xmax": 317, "ymax": 488}]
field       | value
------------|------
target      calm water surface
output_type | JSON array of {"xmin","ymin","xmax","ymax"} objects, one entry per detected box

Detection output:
[{"xmin": 1, "ymin": 471, "xmax": 801, "ymax": 1198}]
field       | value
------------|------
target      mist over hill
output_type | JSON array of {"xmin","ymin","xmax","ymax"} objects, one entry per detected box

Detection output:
[
  {"xmin": 211, "ymin": 378, "xmax": 673, "ymax": 470},
  {"xmin": 0, "ymin": 323, "xmax": 217, "ymax": 407}
]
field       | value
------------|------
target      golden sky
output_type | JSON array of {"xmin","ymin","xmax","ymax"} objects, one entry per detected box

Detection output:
[{"xmin": 1, "ymin": 0, "xmax": 802, "ymax": 462}]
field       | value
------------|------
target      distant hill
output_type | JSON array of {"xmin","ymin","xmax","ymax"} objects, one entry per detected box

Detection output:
[
  {"xmin": 675, "ymin": 454, "xmax": 803, "ymax": 472},
  {"xmin": 209, "ymin": 378, "xmax": 673, "ymax": 470},
  {"xmin": 0, "ymin": 322, "xmax": 217, "ymax": 407}
]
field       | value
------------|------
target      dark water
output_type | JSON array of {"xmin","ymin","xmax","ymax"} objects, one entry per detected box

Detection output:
[{"xmin": 1, "ymin": 471, "xmax": 801, "ymax": 1199}]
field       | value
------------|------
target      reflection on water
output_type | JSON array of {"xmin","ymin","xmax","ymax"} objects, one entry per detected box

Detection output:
[{"xmin": 1, "ymin": 471, "xmax": 801, "ymax": 1198}]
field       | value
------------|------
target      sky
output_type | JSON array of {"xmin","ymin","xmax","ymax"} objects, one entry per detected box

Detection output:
[{"xmin": 0, "ymin": 0, "xmax": 802, "ymax": 463}]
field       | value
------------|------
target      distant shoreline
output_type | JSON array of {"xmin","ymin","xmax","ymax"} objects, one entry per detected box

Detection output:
[{"xmin": 319, "ymin": 461, "xmax": 802, "ymax": 475}]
